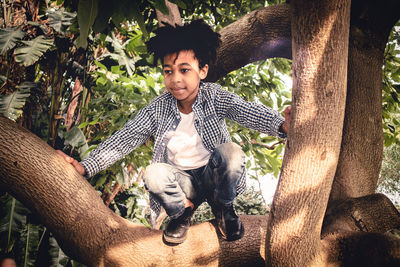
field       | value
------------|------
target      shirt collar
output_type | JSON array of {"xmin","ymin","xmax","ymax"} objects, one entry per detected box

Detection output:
[{"xmin": 193, "ymin": 81, "xmax": 205, "ymax": 107}]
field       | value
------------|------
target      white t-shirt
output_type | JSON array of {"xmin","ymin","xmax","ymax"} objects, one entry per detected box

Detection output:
[{"xmin": 166, "ymin": 112, "xmax": 211, "ymax": 170}]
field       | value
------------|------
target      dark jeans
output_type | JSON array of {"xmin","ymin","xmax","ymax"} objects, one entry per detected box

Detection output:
[{"xmin": 143, "ymin": 142, "xmax": 246, "ymax": 219}]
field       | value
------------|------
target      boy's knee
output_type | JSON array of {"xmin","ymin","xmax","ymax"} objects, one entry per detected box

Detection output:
[
  {"xmin": 214, "ymin": 142, "xmax": 245, "ymax": 165},
  {"xmin": 143, "ymin": 163, "xmax": 172, "ymax": 193}
]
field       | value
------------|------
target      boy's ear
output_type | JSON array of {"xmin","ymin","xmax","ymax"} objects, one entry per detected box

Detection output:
[{"xmin": 199, "ymin": 64, "xmax": 209, "ymax": 80}]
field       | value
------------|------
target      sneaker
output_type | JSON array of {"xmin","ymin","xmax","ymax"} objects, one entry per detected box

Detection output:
[
  {"xmin": 212, "ymin": 203, "xmax": 245, "ymax": 241},
  {"xmin": 163, "ymin": 207, "xmax": 193, "ymax": 244}
]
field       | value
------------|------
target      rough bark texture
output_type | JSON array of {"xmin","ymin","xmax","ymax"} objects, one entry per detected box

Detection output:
[
  {"xmin": 0, "ymin": 116, "xmax": 268, "ymax": 267},
  {"xmin": 329, "ymin": 0, "xmax": 400, "ymax": 202},
  {"xmin": 322, "ymin": 194, "xmax": 400, "ymax": 237},
  {"xmin": 266, "ymin": 1, "xmax": 351, "ymax": 266},
  {"xmin": 1, "ymin": 116, "xmax": 399, "ymax": 266},
  {"xmin": 155, "ymin": 0, "xmax": 182, "ymax": 27},
  {"xmin": 206, "ymin": 4, "xmax": 291, "ymax": 82}
]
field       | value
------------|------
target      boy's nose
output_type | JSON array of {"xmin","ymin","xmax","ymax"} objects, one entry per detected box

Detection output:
[{"xmin": 171, "ymin": 72, "xmax": 182, "ymax": 83}]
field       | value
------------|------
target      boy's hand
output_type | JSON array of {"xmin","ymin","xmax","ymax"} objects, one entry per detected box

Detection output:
[
  {"xmin": 281, "ymin": 106, "xmax": 292, "ymax": 134},
  {"xmin": 56, "ymin": 150, "xmax": 86, "ymax": 176}
]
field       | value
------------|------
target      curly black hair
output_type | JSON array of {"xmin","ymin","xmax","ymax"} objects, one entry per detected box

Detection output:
[{"xmin": 146, "ymin": 19, "xmax": 221, "ymax": 68}]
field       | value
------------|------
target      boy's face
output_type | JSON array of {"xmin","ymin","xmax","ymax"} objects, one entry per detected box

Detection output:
[{"xmin": 163, "ymin": 50, "xmax": 208, "ymax": 107}]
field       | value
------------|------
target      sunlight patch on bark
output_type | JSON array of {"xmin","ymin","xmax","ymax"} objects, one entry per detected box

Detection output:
[{"xmin": 274, "ymin": 207, "xmax": 308, "ymax": 243}]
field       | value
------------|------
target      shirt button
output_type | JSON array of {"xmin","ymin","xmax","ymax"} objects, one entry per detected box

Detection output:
[
  {"xmin": 162, "ymin": 143, "xmax": 165, "ymax": 146},
  {"xmin": 173, "ymin": 125, "xmax": 176, "ymax": 128}
]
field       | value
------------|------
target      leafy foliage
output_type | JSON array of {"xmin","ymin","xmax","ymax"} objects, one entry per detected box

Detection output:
[
  {"xmin": 0, "ymin": 82, "xmax": 35, "ymax": 121},
  {"xmin": 382, "ymin": 22, "xmax": 400, "ymax": 146},
  {"xmin": 77, "ymin": 0, "xmax": 99, "ymax": 48},
  {"xmin": 378, "ymin": 144, "xmax": 400, "ymax": 206},
  {"xmin": 48, "ymin": 9, "xmax": 77, "ymax": 34},
  {"xmin": 14, "ymin": 36, "xmax": 54, "ymax": 66},
  {"xmin": 0, "ymin": 28, "xmax": 25, "ymax": 54}
]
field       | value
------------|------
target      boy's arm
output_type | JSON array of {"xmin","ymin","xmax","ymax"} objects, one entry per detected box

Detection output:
[
  {"xmin": 80, "ymin": 107, "xmax": 156, "ymax": 177},
  {"xmin": 279, "ymin": 106, "xmax": 291, "ymax": 134},
  {"xmin": 216, "ymin": 88, "xmax": 289, "ymax": 138}
]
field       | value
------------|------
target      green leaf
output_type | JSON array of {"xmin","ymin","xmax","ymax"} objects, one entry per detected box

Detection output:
[
  {"xmin": 106, "ymin": 33, "xmax": 135, "ymax": 76},
  {"xmin": 77, "ymin": 0, "xmax": 99, "ymax": 48},
  {"xmin": 48, "ymin": 9, "xmax": 77, "ymax": 33},
  {"xmin": 14, "ymin": 36, "xmax": 54, "ymax": 66},
  {"xmin": 170, "ymin": 0, "xmax": 186, "ymax": 9},
  {"xmin": 0, "ymin": 82, "xmax": 35, "ymax": 120},
  {"xmin": 94, "ymin": 60, "xmax": 108, "ymax": 70},
  {"xmin": 60, "ymin": 126, "xmax": 90, "ymax": 160},
  {"xmin": 0, "ymin": 28, "xmax": 25, "ymax": 54},
  {"xmin": 150, "ymin": 0, "xmax": 169, "ymax": 15}
]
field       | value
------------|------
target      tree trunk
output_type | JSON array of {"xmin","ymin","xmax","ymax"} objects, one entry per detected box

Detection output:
[
  {"xmin": 266, "ymin": 1, "xmax": 351, "ymax": 266},
  {"xmin": 329, "ymin": 0, "xmax": 400, "ymax": 201}
]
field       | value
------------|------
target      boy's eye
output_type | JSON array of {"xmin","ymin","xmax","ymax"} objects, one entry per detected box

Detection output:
[
  {"xmin": 163, "ymin": 69, "xmax": 171, "ymax": 75},
  {"xmin": 181, "ymin": 68, "xmax": 189, "ymax": 73}
]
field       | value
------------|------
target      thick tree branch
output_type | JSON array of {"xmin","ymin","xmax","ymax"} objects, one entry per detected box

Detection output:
[
  {"xmin": 0, "ymin": 116, "xmax": 269, "ymax": 266},
  {"xmin": 155, "ymin": 0, "xmax": 182, "ymax": 26},
  {"xmin": 207, "ymin": 3, "xmax": 292, "ymax": 82},
  {"xmin": 322, "ymin": 194, "xmax": 400, "ymax": 237}
]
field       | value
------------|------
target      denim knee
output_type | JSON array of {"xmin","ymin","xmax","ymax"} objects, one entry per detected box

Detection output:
[
  {"xmin": 212, "ymin": 142, "xmax": 245, "ymax": 174},
  {"xmin": 143, "ymin": 163, "xmax": 172, "ymax": 195}
]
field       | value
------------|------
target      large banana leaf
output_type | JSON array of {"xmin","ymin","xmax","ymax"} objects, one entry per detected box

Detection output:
[
  {"xmin": 48, "ymin": 9, "xmax": 77, "ymax": 34},
  {"xmin": 77, "ymin": 0, "xmax": 98, "ymax": 48},
  {"xmin": 105, "ymin": 32, "xmax": 135, "ymax": 76},
  {"xmin": 0, "ymin": 82, "xmax": 36, "ymax": 121},
  {"xmin": 0, "ymin": 28, "xmax": 25, "ymax": 54},
  {"xmin": 14, "ymin": 36, "xmax": 54, "ymax": 66}
]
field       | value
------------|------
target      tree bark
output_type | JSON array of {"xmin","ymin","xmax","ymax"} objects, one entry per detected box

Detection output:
[
  {"xmin": 329, "ymin": 0, "xmax": 400, "ymax": 202},
  {"xmin": 206, "ymin": 4, "xmax": 292, "ymax": 82},
  {"xmin": 266, "ymin": 1, "xmax": 351, "ymax": 266},
  {"xmin": 0, "ymin": 116, "xmax": 268, "ymax": 266},
  {"xmin": 1, "ymin": 116, "xmax": 399, "ymax": 266},
  {"xmin": 155, "ymin": 0, "xmax": 182, "ymax": 27}
]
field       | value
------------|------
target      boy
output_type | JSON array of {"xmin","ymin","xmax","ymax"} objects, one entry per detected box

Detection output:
[{"xmin": 59, "ymin": 19, "xmax": 290, "ymax": 244}]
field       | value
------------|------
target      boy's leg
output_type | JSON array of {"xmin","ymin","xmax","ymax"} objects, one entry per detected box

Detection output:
[
  {"xmin": 143, "ymin": 163, "xmax": 197, "ymax": 244},
  {"xmin": 203, "ymin": 142, "xmax": 246, "ymax": 241}
]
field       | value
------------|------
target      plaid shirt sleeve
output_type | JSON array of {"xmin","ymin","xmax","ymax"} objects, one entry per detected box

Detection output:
[
  {"xmin": 80, "ymin": 106, "xmax": 156, "ymax": 177},
  {"xmin": 215, "ymin": 88, "xmax": 286, "ymax": 138}
]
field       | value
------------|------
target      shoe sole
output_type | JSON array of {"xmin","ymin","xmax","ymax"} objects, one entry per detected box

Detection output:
[{"xmin": 163, "ymin": 232, "xmax": 188, "ymax": 245}]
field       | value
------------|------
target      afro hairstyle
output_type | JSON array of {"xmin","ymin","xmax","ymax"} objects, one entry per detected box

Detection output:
[{"xmin": 146, "ymin": 19, "xmax": 221, "ymax": 68}]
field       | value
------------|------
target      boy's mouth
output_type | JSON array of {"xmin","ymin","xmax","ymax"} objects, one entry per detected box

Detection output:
[{"xmin": 172, "ymin": 87, "xmax": 185, "ymax": 92}]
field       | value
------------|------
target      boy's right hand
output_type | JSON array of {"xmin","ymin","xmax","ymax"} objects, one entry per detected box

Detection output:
[{"xmin": 56, "ymin": 150, "xmax": 86, "ymax": 176}]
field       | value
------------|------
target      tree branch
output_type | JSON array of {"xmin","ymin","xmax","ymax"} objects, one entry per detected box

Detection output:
[
  {"xmin": 0, "ymin": 116, "xmax": 268, "ymax": 266},
  {"xmin": 207, "ymin": 3, "xmax": 292, "ymax": 82},
  {"xmin": 155, "ymin": 0, "xmax": 182, "ymax": 26}
]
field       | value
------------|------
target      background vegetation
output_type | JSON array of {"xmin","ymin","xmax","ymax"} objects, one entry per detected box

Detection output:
[{"xmin": 0, "ymin": 0, "xmax": 398, "ymax": 266}]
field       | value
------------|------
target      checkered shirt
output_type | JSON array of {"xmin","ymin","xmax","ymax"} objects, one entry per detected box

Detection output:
[{"xmin": 80, "ymin": 82, "xmax": 286, "ymax": 223}]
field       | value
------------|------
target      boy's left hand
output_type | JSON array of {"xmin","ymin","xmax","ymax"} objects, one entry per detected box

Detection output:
[{"xmin": 281, "ymin": 106, "xmax": 291, "ymax": 134}]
